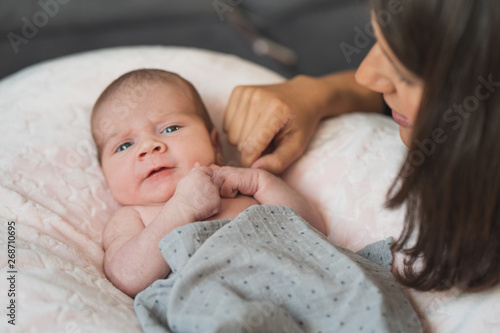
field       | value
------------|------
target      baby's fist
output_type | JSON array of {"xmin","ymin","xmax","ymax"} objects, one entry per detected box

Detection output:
[{"xmin": 174, "ymin": 165, "xmax": 221, "ymax": 221}]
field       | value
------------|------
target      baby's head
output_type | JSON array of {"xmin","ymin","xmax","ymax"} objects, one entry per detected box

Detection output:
[{"xmin": 91, "ymin": 69, "xmax": 223, "ymax": 206}]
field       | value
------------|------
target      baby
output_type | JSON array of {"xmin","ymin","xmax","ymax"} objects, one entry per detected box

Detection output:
[{"xmin": 91, "ymin": 69, "xmax": 326, "ymax": 297}]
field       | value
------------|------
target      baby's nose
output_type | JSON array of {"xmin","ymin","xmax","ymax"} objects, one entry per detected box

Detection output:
[{"xmin": 137, "ymin": 139, "xmax": 166, "ymax": 159}]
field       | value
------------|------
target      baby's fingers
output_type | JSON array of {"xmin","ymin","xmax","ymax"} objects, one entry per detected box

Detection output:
[
  {"xmin": 212, "ymin": 168, "xmax": 238, "ymax": 198},
  {"xmin": 213, "ymin": 167, "xmax": 260, "ymax": 198},
  {"xmin": 189, "ymin": 163, "xmax": 215, "ymax": 178}
]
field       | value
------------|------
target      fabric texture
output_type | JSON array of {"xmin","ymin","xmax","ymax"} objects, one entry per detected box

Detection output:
[
  {"xmin": 357, "ymin": 237, "xmax": 394, "ymax": 270},
  {"xmin": 135, "ymin": 205, "xmax": 421, "ymax": 333}
]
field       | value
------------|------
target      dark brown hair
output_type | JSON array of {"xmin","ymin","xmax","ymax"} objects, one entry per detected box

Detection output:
[
  {"xmin": 91, "ymin": 69, "xmax": 213, "ymax": 163},
  {"xmin": 372, "ymin": 0, "xmax": 500, "ymax": 291}
]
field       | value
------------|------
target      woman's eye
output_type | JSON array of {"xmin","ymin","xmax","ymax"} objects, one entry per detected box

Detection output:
[
  {"xmin": 116, "ymin": 142, "xmax": 132, "ymax": 152},
  {"xmin": 162, "ymin": 125, "xmax": 180, "ymax": 134}
]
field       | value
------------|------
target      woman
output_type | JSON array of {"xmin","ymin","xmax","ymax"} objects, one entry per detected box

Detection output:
[{"xmin": 223, "ymin": 0, "xmax": 500, "ymax": 292}]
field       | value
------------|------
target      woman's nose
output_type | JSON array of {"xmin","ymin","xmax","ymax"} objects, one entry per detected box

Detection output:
[
  {"xmin": 137, "ymin": 139, "xmax": 167, "ymax": 160},
  {"xmin": 355, "ymin": 44, "xmax": 394, "ymax": 94}
]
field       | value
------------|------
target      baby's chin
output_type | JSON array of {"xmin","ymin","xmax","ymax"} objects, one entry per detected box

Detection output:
[{"xmin": 114, "ymin": 193, "xmax": 174, "ymax": 206}]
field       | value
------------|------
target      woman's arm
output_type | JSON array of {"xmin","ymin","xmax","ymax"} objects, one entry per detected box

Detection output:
[{"xmin": 223, "ymin": 70, "xmax": 385, "ymax": 174}]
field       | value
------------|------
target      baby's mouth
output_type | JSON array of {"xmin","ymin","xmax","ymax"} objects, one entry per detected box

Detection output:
[{"xmin": 147, "ymin": 167, "xmax": 169, "ymax": 178}]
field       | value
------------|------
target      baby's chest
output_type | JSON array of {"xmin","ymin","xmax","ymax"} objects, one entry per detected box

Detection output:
[
  {"xmin": 137, "ymin": 195, "xmax": 260, "ymax": 226},
  {"xmin": 136, "ymin": 205, "xmax": 164, "ymax": 227},
  {"xmin": 209, "ymin": 195, "xmax": 260, "ymax": 221}
]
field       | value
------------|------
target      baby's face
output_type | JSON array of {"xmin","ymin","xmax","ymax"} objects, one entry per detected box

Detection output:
[{"xmin": 94, "ymin": 83, "xmax": 219, "ymax": 206}]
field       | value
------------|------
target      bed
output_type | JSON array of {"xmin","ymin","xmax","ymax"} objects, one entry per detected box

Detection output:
[{"xmin": 0, "ymin": 46, "xmax": 498, "ymax": 332}]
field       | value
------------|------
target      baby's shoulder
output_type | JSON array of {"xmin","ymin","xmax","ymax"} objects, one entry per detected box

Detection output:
[
  {"xmin": 109, "ymin": 205, "xmax": 142, "ymax": 220},
  {"xmin": 108, "ymin": 205, "xmax": 163, "ymax": 228},
  {"xmin": 102, "ymin": 206, "xmax": 144, "ymax": 249},
  {"xmin": 131, "ymin": 204, "xmax": 163, "ymax": 227},
  {"xmin": 105, "ymin": 206, "xmax": 143, "ymax": 231}
]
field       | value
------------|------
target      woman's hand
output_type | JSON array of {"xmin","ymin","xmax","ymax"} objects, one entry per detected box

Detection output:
[
  {"xmin": 223, "ymin": 71, "xmax": 384, "ymax": 174},
  {"xmin": 223, "ymin": 75, "xmax": 326, "ymax": 174}
]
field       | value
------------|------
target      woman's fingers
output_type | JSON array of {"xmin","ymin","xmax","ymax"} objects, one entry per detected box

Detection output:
[
  {"xmin": 225, "ymin": 85, "xmax": 286, "ymax": 162},
  {"xmin": 251, "ymin": 130, "xmax": 305, "ymax": 174},
  {"xmin": 224, "ymin": 76, "xmax": 325, "ymax": 174},
  {"xmin": 224, "ymin": 85, "xmax": 251, "ymax": 145},
  {"xmin": 223, "ymin": 85, "xmax": 242, "ymax": 134}
]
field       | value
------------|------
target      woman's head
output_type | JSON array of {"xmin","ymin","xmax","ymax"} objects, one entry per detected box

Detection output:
[
  {"xmin": 355, "ymin": 5, "xmax": 423, "ymax": 147},
  {"xmin": 361, "ymin": 0, "xmax": 500, "ymax": 291}
]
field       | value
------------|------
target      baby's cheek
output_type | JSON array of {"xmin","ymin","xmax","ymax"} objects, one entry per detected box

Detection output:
[
  {"xmin": 193, "ymin": 154, "xmax": 217, "ymax": 168},
  {"xmin": 110, "ymin": 183, "xmax": 133, "ymax": 205},
  {"xmin": 105, "ymin": 174, "xmax": 134, "ymax": 204}
]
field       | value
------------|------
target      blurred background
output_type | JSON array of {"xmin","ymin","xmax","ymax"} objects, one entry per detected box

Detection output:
[{"xmin": 1, "ymin": 0, "xmax": 373, "ymax": 80}]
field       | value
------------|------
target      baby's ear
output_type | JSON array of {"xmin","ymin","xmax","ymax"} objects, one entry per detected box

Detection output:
[{"xmin": 210, "ymin": 129, "xmax": 224, "ymax": 166}]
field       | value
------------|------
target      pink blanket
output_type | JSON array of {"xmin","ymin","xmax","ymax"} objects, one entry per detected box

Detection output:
[{"xmin": 0, "ymin": 46, "xmax": 498, "ymax": 332}]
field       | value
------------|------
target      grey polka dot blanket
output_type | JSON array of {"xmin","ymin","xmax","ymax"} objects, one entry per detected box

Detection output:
[{"xmin": 134, "ymin": 205, "xmax": 422, "ymax": 333}]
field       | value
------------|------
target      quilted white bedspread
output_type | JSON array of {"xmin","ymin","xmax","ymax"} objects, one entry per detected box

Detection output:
[{"xmin": 0, "ymin": 46, "xmax": 499, "ymax": 332}]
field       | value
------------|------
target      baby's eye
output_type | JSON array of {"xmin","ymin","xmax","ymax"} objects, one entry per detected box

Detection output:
[
  {"xmin": 161, "ymin": 125, "xmax": 180, "ymax": 134},
  {"xmin": 116, "ymin": 142, "xmax": 132, "ymax": 152}
]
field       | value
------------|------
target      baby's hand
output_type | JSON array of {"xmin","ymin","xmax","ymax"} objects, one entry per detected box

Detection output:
[
  {"xmin": 213, "ymin": 166, "xmax": 327, "ymax": 235},
  {"xmin": 173, "ymin": 164, "xmax": 221, "ymax": 222},
  {"xmin": 213, "ymin": 166, "xmax": 271, "ymax": 198}
]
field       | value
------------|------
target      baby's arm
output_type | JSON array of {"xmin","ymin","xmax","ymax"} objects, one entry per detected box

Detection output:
[
  {"xmin": 103, "ymin": 166, "xmax": 221, "ymax": 297},
  {"xmin": 103, "ymin": 206, "xmax": 170, "ymax": 297},
  {"xmin": 213, "ymin": 166, "xmax": 327, "ymax": 235}
]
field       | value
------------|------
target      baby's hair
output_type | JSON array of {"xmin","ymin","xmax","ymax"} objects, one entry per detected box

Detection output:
[{"xmin": 91, "ymin": 69, "xmax": 214, "ymax": 164}]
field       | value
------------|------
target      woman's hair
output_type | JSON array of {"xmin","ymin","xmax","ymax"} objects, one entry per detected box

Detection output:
[{"xmin": 372, "ymin": 0, "xmax": 500, "ymax": 291}]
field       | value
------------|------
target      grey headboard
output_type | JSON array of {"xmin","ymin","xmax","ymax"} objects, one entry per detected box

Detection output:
[{"xmin": 1, "ymin": 0, "xmax": 371, "ymax": 80}]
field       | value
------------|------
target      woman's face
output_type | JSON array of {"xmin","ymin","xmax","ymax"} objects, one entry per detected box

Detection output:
[{"xmin": 355, "ymin": 16, "xmax": 424, "ymax": 147}]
